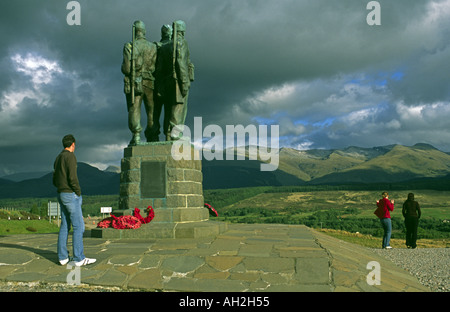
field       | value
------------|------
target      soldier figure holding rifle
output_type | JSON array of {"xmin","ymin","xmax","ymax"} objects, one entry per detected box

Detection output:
[
  {"xmin": 153, "ymin": 24, "xmax": 173, "ymax": 142},
  {"xmin": 155, "ymin": 20, "xmax": 194, "ymax": 140},
  {"xmin": 121, "ymin": 20, "xmax": 158, "ymax": 145}
]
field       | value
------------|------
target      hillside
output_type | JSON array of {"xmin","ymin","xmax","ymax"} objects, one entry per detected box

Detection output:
[
  {"xmin": 1, "ymin": 171, "xmax": 49, "ymax": 182},
  {"xmin": 211, "ymin": 188, "xmax": 450, "ymax": 242},
  {"xmin": 311, "ymin": 144, "xmax": 450, "ymax": 184},
  {"xmin": 0, "ymin": 143, "xmax": 449, "ymax": 198},
  {"xmin": 0, "ymin": 163, "xmax": 119, "ymax": 198},
  {"xmin": 202, "ymin": 158, "xmax": 303, "ymax": 189},
  {"xmin": 204, "ymin": 143, "xmax": 450, "ymax": 187}
]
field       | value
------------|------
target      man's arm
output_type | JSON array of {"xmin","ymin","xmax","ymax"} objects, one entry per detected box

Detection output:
[
  {"xmin": 67, "ymin": 153, "xmax": 81, "ymax": 196},
  {"xmin": 176, "ymin": 39, "xmax": 191, "ymax": 96},
  {"xmin": 121, "ymin": 42, "xmax": 132, "ymax": 76}
]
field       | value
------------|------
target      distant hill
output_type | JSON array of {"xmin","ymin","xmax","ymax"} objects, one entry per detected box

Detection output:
[
  {"xmin": 202, "ymin": 158, "xmax": 302, "ymax": 189},
  {"xmin": 104, "ymin": 165, "xmax": 120, "ymax": 173},
  {"xmin": 310, "ymin": 144, "xmax": 450, "ymax": 184},
  {"xmin": 1, "ymin": 171, "xmax": 49, "ymax": 182},
  {"xmin": 0, "ymin": 143, "xmax": 448, "ymax": 198},
  {"xmin": 0, "ymin": 178, "xmax": 14, "ymax": 186},
  {"xmin": 202, "ymin": 143, "xmax": 450, "ymax": 188},
  {"xmin": 0, "ymin": 163, "xmax": 119, "ymax": 198}
]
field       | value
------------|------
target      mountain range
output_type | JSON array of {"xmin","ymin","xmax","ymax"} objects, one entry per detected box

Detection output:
[
  {"xmin": 1, "ymin": 143, "xmax": 449, "ymax": 198},
  {"xmin": 0, "ymin": 163, "xmax": 119, "ymax": 198},
  {"xmin": 202, "ymin": 143, "xmax": 450, "ymax": 189}
]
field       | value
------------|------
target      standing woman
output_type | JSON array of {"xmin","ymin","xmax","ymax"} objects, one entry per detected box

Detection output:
[
  {"xmin": 376, "ymin": 192, "xmax": 395, "ymax": 249},
  {"xmin": 402, "ymin": 193, "xmax": 421, "ymax": 249}
]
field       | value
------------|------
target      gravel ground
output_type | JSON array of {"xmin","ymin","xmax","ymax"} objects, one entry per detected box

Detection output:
[{"xmin": 371, "ymin": 248, "xmax": 449, "ymax": 292}]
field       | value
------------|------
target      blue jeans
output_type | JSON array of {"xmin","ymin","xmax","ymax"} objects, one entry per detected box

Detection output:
[
  {"xmin": 57, "ymin": 192, "xmax": 85, "ymax": 262},
  {"xmin": 380, "ymin": 218, "xmax": 392, "ymax": 248}
]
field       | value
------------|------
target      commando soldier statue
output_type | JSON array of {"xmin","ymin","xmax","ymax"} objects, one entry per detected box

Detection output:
[
  {"xmin": 153, "ymin": 24, "xmax": 173, "ymax": 142},
  {"xmin": 121, "ymin": 20, "xmax": 158, "ymax": 145},
  {"xmin": 155, "ymin": 20, "xmax": 194, "ymax": 140}
]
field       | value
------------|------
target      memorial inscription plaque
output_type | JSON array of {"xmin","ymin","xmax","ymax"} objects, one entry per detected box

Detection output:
[{"xmin": 141, "ymin": 161, "xmax": 166, "ymax": 198}]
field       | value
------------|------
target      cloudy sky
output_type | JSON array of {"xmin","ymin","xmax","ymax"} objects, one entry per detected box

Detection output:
[{"xmin": 0, "ymin": 0, "xmax": 449, "ymax": 176}]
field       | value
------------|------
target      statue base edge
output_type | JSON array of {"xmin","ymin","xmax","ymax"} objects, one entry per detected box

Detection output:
[{"xmin": 90, "ymin": 220, "xmax": 228, "ymax": 239}]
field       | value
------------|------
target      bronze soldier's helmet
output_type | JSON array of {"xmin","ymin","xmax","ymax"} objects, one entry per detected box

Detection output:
[
  {"xmin": 133, "ymin": 20, "xmax": 146, "ymax": 37},
  {"xmin": 161, "ymin": 24, "xmax": 172, "ymax": 39},
  {"xmin": 134, "ymin": 20, "xmax": 146, "ymax": 30}
]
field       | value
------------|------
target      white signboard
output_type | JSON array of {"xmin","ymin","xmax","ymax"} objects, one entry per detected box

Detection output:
[
  {"xmin": 48, "ymin": 202, "xmax": 59, "ymax": 217},
  {"xmin": 101, "ymin": 207, "xmax": 112, "ymax": 213},
  {"xmin": 48, "ymin": 201, "xmax": 60, "ymax": 226}
]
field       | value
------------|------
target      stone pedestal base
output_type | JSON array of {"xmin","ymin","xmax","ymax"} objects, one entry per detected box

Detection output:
[
  {"xmin": 91, "ymin": 220, "xmax": 228, "ymax": 239},
  {"xmin": 91, "ymin": 141, "xmax": 227, "ymax": 239}
]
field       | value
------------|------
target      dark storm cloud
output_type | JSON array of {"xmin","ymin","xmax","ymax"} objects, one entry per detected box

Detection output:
[{"xmin": 0, "ymin": 0, "xmax": 449, "ymax": 176}]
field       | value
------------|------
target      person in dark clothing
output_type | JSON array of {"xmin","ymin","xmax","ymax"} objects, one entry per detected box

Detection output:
[
  {"xmin": 402, "ymin": 193, "xmax": 421, "ymax": 249},
  {"xmin": 53, "ymin": 134, "xmax": 96, "ymax": 266}
]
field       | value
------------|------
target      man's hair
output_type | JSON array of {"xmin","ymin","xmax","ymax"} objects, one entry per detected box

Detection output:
[{"xmin": 62, "ymin": 134, "xmax": 76, "ymax": 148}]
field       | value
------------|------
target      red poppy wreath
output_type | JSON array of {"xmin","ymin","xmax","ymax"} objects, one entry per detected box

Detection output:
[{"xmin": 97, "ymin": 206, "xmax": 154, "ymax": 229}]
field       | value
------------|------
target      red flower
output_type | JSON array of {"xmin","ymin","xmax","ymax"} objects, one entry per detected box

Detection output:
[
  {"xmin": 204, "ymin": 203, "xmax": 218, "ymax": 217},
  {"xmin": 97, "ymin": 217, "xmax": 113, "ymax": 228},
  {"xmin": 111, "ymin": 215, "xmax": 141, "ymax": 229},
  {"xmin": 96, "ymin": 206, "xmax": 155, "ymax": 229},
  {"xmin": 133, "ymin": 206, "xmax": 154, "ymax": 224}
]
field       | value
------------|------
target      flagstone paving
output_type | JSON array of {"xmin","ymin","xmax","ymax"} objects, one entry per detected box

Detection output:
[{"xmin": 0, "ymin": 223, "xmax": 430, "ymax": 292}]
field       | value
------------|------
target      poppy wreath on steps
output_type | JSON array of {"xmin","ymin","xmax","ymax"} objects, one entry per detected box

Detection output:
[{"xmin": 97, "ymin": 206, "xmax": 154, "ymax": 229}]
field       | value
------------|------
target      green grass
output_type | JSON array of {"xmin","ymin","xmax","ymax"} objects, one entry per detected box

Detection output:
[
  {"xmin": 0, "ymin": 219, "xmax": 60, "ymax": 235},
  {"xmin": 216, "ymin": 189, "xmax": 450, "ymax": 220},
  {"xmin": 212, "ymin": 188, "xmax": 450, "ymax": 242},
  {"xmin": 318, "ymin": 229, "xmax": 449, "ymax": 249},
  {"xmin": 0, "ymin": 187, "xmax": 448, "ymax": 243}
]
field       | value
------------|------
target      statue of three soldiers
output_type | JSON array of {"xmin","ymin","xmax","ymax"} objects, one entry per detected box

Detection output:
[{"xmin": 121, "ymin": 20, "xmax": 194, "ymax": 145}]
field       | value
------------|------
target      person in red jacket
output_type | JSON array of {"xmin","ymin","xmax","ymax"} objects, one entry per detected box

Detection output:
[{"xmin": 376, "ymin": 191, "xmax": 395, "ymax": 249}]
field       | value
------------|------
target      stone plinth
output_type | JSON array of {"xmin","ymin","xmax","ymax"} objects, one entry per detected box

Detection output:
[{"xmin": 91, "ymin": 141, "xmax": 227, "ymax": 239}]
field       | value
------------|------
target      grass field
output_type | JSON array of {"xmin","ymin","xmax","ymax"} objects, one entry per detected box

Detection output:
[
  {"xmin": 318, "ymin": 229, "xmax": 449, "ymax": 248},
  {"xmin": 219, "ymin": 189, "xmax": 450, "ymax": 220},
  {"xmin": 0, "ymin": 188, "xmax": 448, "ymax": 246},
  {"xmin": 0, "ymin": 219, "xmax": 59, "ymax": 235},
  {"xmin": 212, "ymin": 188, "xmax": 450, "ymax": 243}
]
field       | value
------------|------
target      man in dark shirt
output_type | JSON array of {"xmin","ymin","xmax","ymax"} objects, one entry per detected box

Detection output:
[{"xmin": 53, "ymin": 134, "xmax": 96, "ymax": 266}]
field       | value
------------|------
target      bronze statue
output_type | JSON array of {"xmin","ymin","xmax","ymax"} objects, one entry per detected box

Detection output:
[
  {"xmin": 153, "ymin": 24, "xmax": 173, "ymax": 142},
  {"xmin": 121, "ymin": 20, "xmax": 158, "ymax": 145},
  {"xmin": 154, "ymin": 20, "xmax": 194, "ymax": 140}
]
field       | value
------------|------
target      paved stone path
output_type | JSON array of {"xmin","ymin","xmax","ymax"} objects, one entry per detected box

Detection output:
[{"xmin": 0, "ymin": 223, "xmax": 430, "ymax": 292}]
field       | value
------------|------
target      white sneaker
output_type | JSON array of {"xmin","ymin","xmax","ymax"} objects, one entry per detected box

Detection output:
[
  {"xmin": 59, "ymin": 258, "xmax": 70, "ymax": 265},
  {"xmin": 75, "ymin": 258, "xmax": 97, "ymax": 266},
  {"xmin": 385, "ymin": 246, "xmax": 393, "ymax": 249}
]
